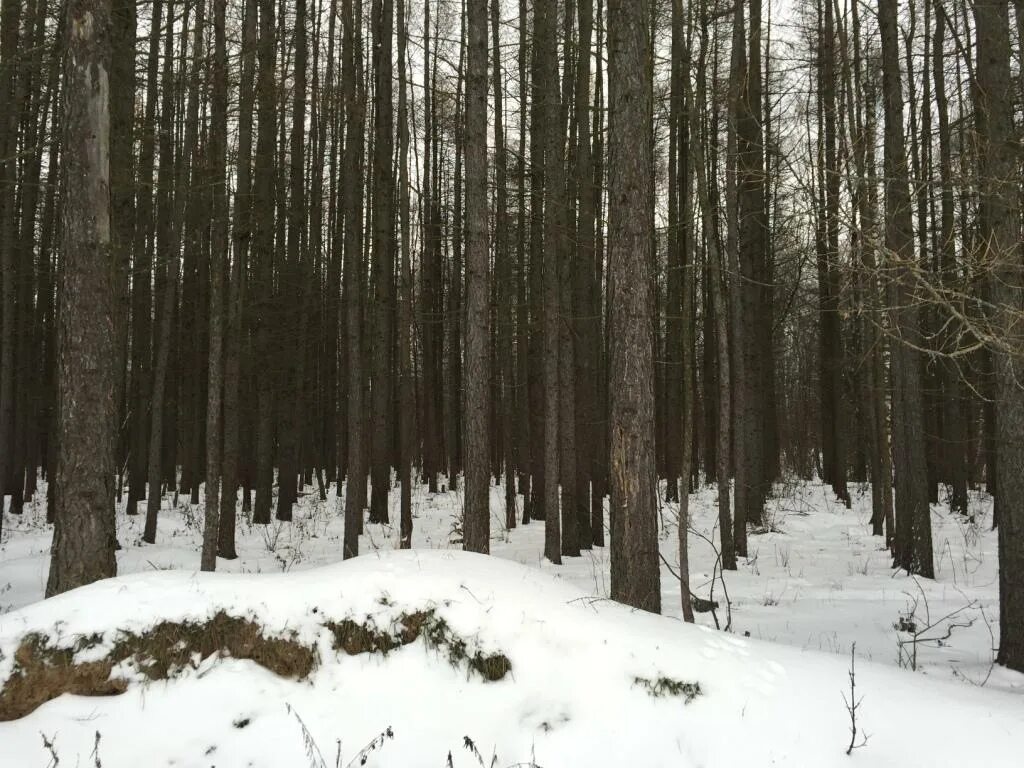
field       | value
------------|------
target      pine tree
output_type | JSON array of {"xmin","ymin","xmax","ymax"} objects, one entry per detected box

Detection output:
[
  {"xmin": 47, "ymin": 0, "xmax": 118, "ymax": 596},
  {"xmin": 607, "ymin": 0, "xmax": 659, "ymax": 613}
]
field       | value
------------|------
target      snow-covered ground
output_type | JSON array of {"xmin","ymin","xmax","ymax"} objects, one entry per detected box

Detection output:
[{"xmin": 1, "ymin": 478, "xmax": 1022, "ymax": 766}]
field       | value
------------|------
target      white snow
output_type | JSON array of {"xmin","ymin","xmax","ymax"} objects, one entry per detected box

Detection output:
[{"xmin": 1, "ymin": 479, "xmax": 1022, "ymax": 766}]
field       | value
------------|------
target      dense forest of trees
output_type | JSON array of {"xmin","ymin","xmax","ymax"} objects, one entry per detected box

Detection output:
[{"xmin": 0, "ymin": 0, "xmax": 1023, "ymax": 671}]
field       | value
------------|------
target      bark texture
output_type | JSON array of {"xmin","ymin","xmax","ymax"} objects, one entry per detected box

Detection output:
[
  {"xmin": 47, "ymin": 0, "xmax": 118, "ymax": 597},
  {"xmin": 607, "ymin": 0, "xmax": 660, "ymax": 613}
]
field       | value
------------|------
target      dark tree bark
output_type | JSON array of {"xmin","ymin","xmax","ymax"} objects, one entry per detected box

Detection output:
[
  {"xmin": 397, "ymin": 0, "xmax": 413, "ymax": 548},
  {"xmin": 573, "ymin": 0, "xmax": 595, "ymax": 549},
  {"xmin": 907, "ymin": 0, "xmax": 941, "ymax": 509},
  {"xmin": 879, "ymin": 0, "xmax": 933, "ymax": 577},
  {"xmin": 933, "ymin": 4, "xmax": 968, "ymax": 516},
  {"xmin": 527, "ymin": 0, "xmax": 546, "ymax": 524},
  {"xmin": 419, "ymin": 0, "xmax": 442, "ymax": 495},
  {"xmin": 220, "ymin": 0, "xmax": 259, "ymax": 560},
  {"xmin": 687, "ymin": 49, "xmax": 736, "ymax": 571},
  {"xmin": 673, "ymin": 0, "xmax": 696, "ymax": 618},
  {"xmin": 201, "ymin": 0, "xmax": 229, "ymax": 572},
  {"xmin": 590, "ymin": 0, "xmax": 607, "ymax": 547},
  {"xmin": 277, "ymin": 0, "xmax": 310, "ymax": 523},
  {"xmin": 735, "ymin": 0, "xmax": 768, "ymax": 532},
  {"xmin": 665, "ymin": 0, "xmax": 684, "ymax": 507},
  {"xmin": 342, "ymin": 0, "xmax": 367, "ymax": 558},
  {"xmin": 515, "ymin": 0, "xmax": 532, "ymax": 525},
  {"xmin": 974, "ymin": 0, "xmax": 1024, "ymax": 673},
  {"xmin": 10, "ymin": 0, "xmax": 51, "ymax": 515},
  {"xmin": 448, "ymin": 8, "xmax": 467, "ymax": 492},
  {"xmin": 726, "ymin": 0, "xmax": 748, "ymax": 557},
  {"xmin": 0, "ymin": 0, "xmax": 23, "ymax": 508},
  {"xmin": 463, "ymin": 0, "xmax": 490, "ymax": 554},
  {"xmin": 369, "ymin": 0, "xmax": 395, "ymax": 524},
  {"xmin": 493, "ymin": 0, "xmax": 517, "ymax": 532},
  {"xmin": 127, "ymin": 0, "xmax": 164, "ymax": 517},
  {"xmin": 39, "ymin": 116, "xmax": 61, "ymax": 526},
  {"xmin": 838, "ymin": 0, "xmax": 885, "ymax": 536},
  {"xmin": 537, "ymin": 0, "xmax": 562, "ymax": 564},
  {"xmin": 252, "ymin": 0, "xmax": 278, "ymax": 526},
  {"xmin": 323, "ymin": 0, "xmax": 341, "ymax": 487},
  {"xmin": 818, "ymin": 0, "xmax": 850, "ymax": 507},
  {"xmin": 607, "ymin": 0, "xmax": 659, "ymax": 613},
  {"xmin": 177, "ymin": 0, "xmax": 208, "ymax": 507},
  {"xmin": 557, "ymin": 0, "xmax": 578, "ymax": 559},
  {"xmin": 109, "ymin": 0, "xmax": 135, "ymax": 498},
  {"xmin": 47, "ymin": 0, "xmax": 118, "ymax": 596},
  {"xmin": 143, "ymin": 0, "xmax": 181, "ymax": 544}
]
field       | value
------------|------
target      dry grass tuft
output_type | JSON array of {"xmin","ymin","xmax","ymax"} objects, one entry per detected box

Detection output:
[
  {"xmin": 1, "ymin": 604, "xmax": 511, "ymax": 722},
  {"xmin": 110, "ymin": 611, "xmax": 316, "ymax": 681},
  {"xmin": 633, "ymin": 675, "xmax": 702, "ymax": 704},
  {"xmin": 0, "ymin": 611, "xmax": 317, "ymax": 721},
  {"xmin": 0, "ymin": 634, "xmax": 126, "ymax": 721},
  {"xmin": 327, "ymin": 608, "xmax": 512, "ymax": 682}
]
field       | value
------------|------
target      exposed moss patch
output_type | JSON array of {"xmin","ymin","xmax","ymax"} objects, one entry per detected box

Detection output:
[
  {"xmin": 0, "ymin": 634, "xmax": 126, "ymax": 721},
  {"xmin": 327, "ymin": 608, "xmax": 511, "ymax": 682},
  {"xmin": 326, "ymin": 618, "xmax": 403, "ymax": 656},
  {"xmin": 1, "ymin": 605, "xmax": 511, "ymax": 722},
  {"xmin": 633, "ymin": 675, "xmax": 702, "ymax": 704},
  {"xmin": 111, "ymin": 611, "xmax": 317, "ymax": 681},
  {"xmin": 0, "ymin": 611, "xmax": 317, "ymax": 722}
]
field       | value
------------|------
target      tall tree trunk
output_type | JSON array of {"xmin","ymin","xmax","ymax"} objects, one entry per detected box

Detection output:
[
  {"xmin": 0, "ymin": 0, "xmax": 23, "ymax": 507},
  {"xmin": 528, "ymin": 0, "xmax": 546, "ymax": 523},
  {"xmin": 515, "ymin": 0, "xmax": 532, "ymax": 524},
  {"xmin": 397, "ymin": 0, "xmax": 413, "ymax": 548},
  {"xmin": 839, "ymin": 0, "xmax": 882, "ymax": 533},
  {"xmin": 39, "ymin": 118, "xmax": 61, "ymax": 525},
  {"xmin": 47, "ymin": 0, "xmax": 118, "ymax": 596},
  {"xmin": 143, "ymin": 0, "xmax": 182, "ymax": 544},
  {"xmin": 557, "ymin": 0, "xmax": 579, "ymax": 559},
  {"xmin": 819, "ymin": 0, "xmax": 849, "ymax": 506},
  {"xmin": 735, "ymin": 0, "xmax": 767, "ymax": 530},
  {"xmin": 675, "ymin": 0, "xmax": 697, "ymax": 618},
  {"xmin": 369, "ymin": 0, "xmax": 395, "ymax": 524},
  {"xmin": 448, "ymin": 6, "xmax": 466, "ymax": 492},
  {"xmin": 974, "ymin": 0, "xmax": 1024, "ymax": 673},
  {"xmin": 10, "ymin": 0, "xmax": 49, "ymax": 515},
  {"xmin": 252, "ymin": 0, "xmax": 278, "ymax": 526},
  {"xmin": 220, "ymin": 0, "xmax": 259, "ymax": 559},
  {"xmin": 590, "ymin": 0, "xmax": 607, "ymax": 546},
  {"xmin": 342, "ymin": 0, "xmax": 367, "ymax": 558},
  {"xmin": 538, "ymin": 0, "xmax": 562, "ymax": 564},
  {"xmin": 201, "ymin": 0, "xmax": 229, "ymax": 572},
  {"xmin": 110, "ymin": 0, "xmax": 136, "ymax": 501},
  {"xmin": 687, "ymin": 55, "xmax": 736, "ymax": 572},
  {"xmin": 463, "ymin": 0, "xmax": 490, "ymax": 553},
  {"xmin": 277, "ymin": 0, "xmax": 309, "ymax": 522},
  {"xmin": 493, "ymin": 0, "xmax": 517, "ymax": 532},
  {"xmin": 726, "ymin": 0, "xmax": 749, "ymax": 556},
  {"xmin": 933, "ymin": 4, "xmax": 968, "ymax": 516},
  {"xmin": 420, "ymin": 0, "xmax": 439, "ymax": 492},
  {"xmin": 127, "ymin": 0, "xmax": 164, "ymax": 517},
  {"xmin": 607, "ymin": 0, "xmax": 659, "ymax": 613},
  {"xmin": 879, "ymin": 0, "xmax": 933, "ymax": 577},
  {"xmin": 573, "ymin": 0, "xmax": 595, "ymax": 549},
  {"xmin": 178, "ymin": 0, "xmax": 208, "ymax": 507}
]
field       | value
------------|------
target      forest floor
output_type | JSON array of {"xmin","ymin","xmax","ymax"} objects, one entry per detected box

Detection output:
[{"xmin": 1, "ymin": 478, "xmax": 1023, "ymax": 766}]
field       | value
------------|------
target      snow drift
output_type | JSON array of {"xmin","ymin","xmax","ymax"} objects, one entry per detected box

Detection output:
[{"xmin": 0, "ymin": 550, "xmax": 1021, "ymax": 767}]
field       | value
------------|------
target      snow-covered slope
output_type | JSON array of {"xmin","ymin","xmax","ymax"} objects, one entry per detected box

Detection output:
[
  {"xmin": 4, "ymin": 480, "xmax": 1013, "ymax": 693},
  {"xmin": 1, "ymin": 550, "xmax": 1021, "ymax": 767}
]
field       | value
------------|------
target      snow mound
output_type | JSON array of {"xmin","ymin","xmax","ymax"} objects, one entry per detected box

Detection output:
[{"xmin": 0, "ymin": 550, "xmax": 1021, "ymax": 767}]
